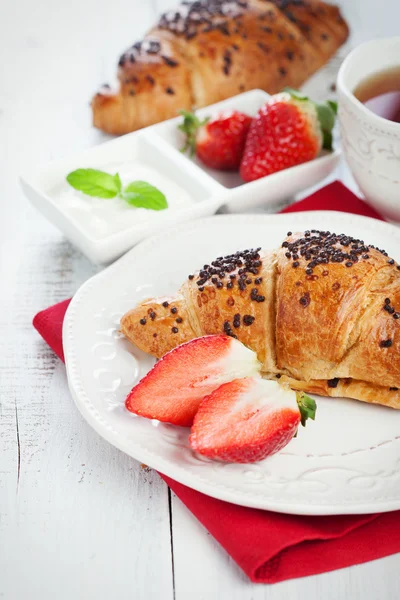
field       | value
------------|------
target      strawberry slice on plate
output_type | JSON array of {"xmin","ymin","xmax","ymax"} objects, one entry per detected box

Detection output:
[
  {"xmin": 179, "ymin": 110, "xmax": 252, "ymax": 170},
  {"xmin": 190, "ymin": 377, "xmax": 316, "ymax": 463},
  {"xmin": 240, "ymin": 88, "xmax": 337, "ymax": 182},
  {"xmin": 125, "ymin": 335, "xmax": 261, "ymax": 427}
]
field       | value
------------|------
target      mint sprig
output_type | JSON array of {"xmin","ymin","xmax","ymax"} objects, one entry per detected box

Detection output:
[{"xmin": 66, "ymin": 168, "xmax": 168, "ymax": 211}]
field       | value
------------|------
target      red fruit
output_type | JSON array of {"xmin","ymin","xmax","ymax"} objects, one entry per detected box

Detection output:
[
  {"xmin": 179, "ymin": 110, "xmax": 252, "ymax": 170},
  {"xmin": 240, "ymin": 89, "xmax": 337, "ymax": 182},
  {"xmin": 190, "ymin": 377, "xmax": 316, "ymax": 463},
  {"xmin": 125, "ymin": 335, "xmax": 261, "ymax": 427}
]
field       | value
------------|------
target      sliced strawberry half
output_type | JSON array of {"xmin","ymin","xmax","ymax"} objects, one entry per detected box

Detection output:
[
  {"xmin": 190, "ymin": 377, "xmax": 316, "ymax": 463},
  {"xmin": 125, "ymin": 335, "xmax": 261, "ymax": 427}
]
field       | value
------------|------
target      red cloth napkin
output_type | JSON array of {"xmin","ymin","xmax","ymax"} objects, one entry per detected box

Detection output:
[{"xmin": 33, "ymin": 181, "xmax": 400, "ymax": 583}]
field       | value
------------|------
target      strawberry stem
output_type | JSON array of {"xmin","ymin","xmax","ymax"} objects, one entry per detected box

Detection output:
[
  {"xmin": 178, "ymin": 110, "xmax": 210, "ymax": 157},
  {"xmin": 296, "ymin": 392, "xmax": 317, "ymax": 427}
]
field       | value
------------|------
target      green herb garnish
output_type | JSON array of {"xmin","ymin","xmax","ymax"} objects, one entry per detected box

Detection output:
[{"xmin": 66, "ymin": 168, "xmax": 168, "ymax": 211}]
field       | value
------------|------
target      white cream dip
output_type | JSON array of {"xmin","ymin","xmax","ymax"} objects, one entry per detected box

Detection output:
[{"xmin": 52, "ymin": 162, "xmax": 195, "ymax": 239}]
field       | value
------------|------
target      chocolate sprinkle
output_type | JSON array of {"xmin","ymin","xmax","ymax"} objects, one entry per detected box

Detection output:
[
  {"xmin": 158, "ymin": 0, "xmax": 247, "ymax": 41},
  {"xmin": 380, "ymin": 339, "xmax": 393, "ymax": 348},
  {"xmin": 281, "ymin": 230, "xmax": 397, "ymax": 275},
  {"xmin": 139, "ymin": 318, "xmax": 146, "ymax": 325},
  {"xmin": 162, "ymin": 301, "xmax": 169, "ymax": 308},
  {"xmin": 172, "ymin": 327, "xmax": 179, "ymax": 333},
  {"xmin": 223, "ymin": 320, "xmax": 237, "ymax": 338},
  {"xmin": 161, "ymin": 55, "xmax": 179, "ymax": 67},
  {"xmin": 328, "ymin": 378, "xmax": 339, "ymax": 388},
  {"xmin": 243, "ymin": 314, "xmax": 255, "ymax": 325},
  {"xmin": 233, "ymin": 314, "xmax": 241, "ymax": 328},
  {"xmin": 299, "ymin": 292, "xmax": 310, "ymax": 307}
]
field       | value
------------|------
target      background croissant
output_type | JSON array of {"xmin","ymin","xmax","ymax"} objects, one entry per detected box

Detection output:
[
  {"xmin": 92, "ymin": 0, "xmax": 349, "ymax": 134},
  {"xmin": 121, "ymin": 230, "xmax": 400, "ymax": 409}
]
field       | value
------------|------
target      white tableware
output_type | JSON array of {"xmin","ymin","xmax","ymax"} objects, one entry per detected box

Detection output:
[
  {"xmin": 337, "ymin": 37, "xmax": 400, "ymax": 221},
  {"xmin": 21, "ymin": 90, "xmax": 340, "ymax": 265},
  {"xmin": 63, "ymin": 211, "xmax": 400, "ymax": 515}
]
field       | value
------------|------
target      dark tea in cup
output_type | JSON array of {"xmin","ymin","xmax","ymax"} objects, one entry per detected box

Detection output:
[{"xmin": 353, "ymin": 66, "xmax": 400, "ymax": 123}]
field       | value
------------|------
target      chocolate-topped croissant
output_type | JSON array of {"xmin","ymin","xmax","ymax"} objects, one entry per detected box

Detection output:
[
  {"xmin": 121, "ymin": 230, "xmax": 400, "ymax": 409},
  {"xmin": 92, "ymin": 0, "xmax": 349, "ymax": 134}
]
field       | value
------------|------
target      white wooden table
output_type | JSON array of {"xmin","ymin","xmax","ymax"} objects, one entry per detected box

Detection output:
[{"xmin": 1, "ymin": 1, "xmax": 400, "ymax": 598}]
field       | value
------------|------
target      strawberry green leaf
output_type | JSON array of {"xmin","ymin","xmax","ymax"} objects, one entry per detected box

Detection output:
[
  {"xmin": 296, "ymin": 392, "xmax": 317, "ymax": 427},
  {"xmin": 327, "ymin": 100, "xmax": 338, "ymax": 115},
  {"xmin": 121, "ymin": 181, "xmax": 168, "ymax": 211},
  {"xmin": 322, "ymin": 130, "xmax": 333, "ymax": 152},
  {"xmin": 178, "ymin": 110, "xmax": 209, "ymax": 156},
  {"xmin": 66, "ymin": 168, "xmax": 121, "ymax": 198},
  {"xmin": 283, "ymin": 87, "xmax": 309, "ymax": 101},
  {"xmin": 316, "ymin": 102, "xmax": 337, "ymax": 151}
]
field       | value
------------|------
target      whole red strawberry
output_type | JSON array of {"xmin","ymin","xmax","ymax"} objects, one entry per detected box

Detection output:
[
  {"xmin": 179, "ymin": 110, "xmax": 252, "ymax": 170},
  {"xmin": 240, "ymin": 89, "xmax": 337, "ymax": 182}
]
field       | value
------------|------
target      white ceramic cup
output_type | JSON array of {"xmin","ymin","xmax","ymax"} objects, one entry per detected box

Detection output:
[{"xmin": 337, "ymin": 37, "xmax": 400, "ymax": 221}]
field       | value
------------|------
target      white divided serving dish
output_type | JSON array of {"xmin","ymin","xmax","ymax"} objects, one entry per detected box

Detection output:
[{"xmin": 21, "ymin": 89, "xmax": 340, "ymax": 264}]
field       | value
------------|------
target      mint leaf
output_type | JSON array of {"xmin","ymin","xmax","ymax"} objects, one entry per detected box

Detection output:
[
  {"xmin": 66, "ymin": 168, "xmax": 121, "ymax": 198},
  {"xmin": 121, "ymin": 181, "xmax": 168, "ymax": 211},
  {"xmin": 296, "ymin": 392, "xmax": 317, "ymax": 427}
]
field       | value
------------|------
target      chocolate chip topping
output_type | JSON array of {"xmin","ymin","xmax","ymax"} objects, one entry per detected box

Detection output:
[
  {"xmin": 282, "ymin": 230, "xmax": 397, "ymax": 274},
  {"xmin": 223, "ymin": 320, "xmax": 237, "ymax": 338},
  {"xmin": 299, "ymin": 292, "xmax": 310, "ymax": 307},
  {"xmin": 380, "ymin": 339, "xmax": 393, "ymax": 348},
  {"xmin": 243, "ymin": 314, "xmax": 255, "ymax": 325},
  {"xmin": 190, "ymin": 247, "xmax": 262, "ymax": 297},
  {"xmin": 328, "ymin": 377, "xmax": 339, "ymax": 388},
  {"xmin": 158, "ymin": 0, "xmax": 248, "ymax": 42}
]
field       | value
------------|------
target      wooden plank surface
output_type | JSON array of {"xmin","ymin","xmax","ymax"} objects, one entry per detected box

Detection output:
[{"xmin": 1, "ymin": 1, "xmax": 399, "ymax": 598}]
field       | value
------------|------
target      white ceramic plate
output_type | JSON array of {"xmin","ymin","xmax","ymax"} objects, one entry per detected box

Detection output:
[
  {"xmin": 21, "ymin": 90, "xmax": 340, "ymax": 264},
  {"xmin": 63, "ymin": 210, "xmax": 400, "ymax": 515}
]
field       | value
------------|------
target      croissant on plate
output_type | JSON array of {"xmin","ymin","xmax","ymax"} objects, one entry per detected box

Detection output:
[
  {"xmin": 92, "ymin": 0, "xmax": 349, "ymax": 134},
  {"xmin": 121, "ymin": 230, "xmax": 400, "ymax": 409}
]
